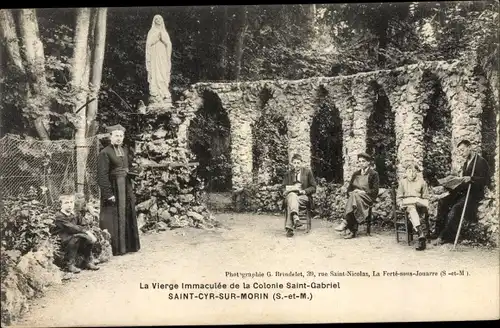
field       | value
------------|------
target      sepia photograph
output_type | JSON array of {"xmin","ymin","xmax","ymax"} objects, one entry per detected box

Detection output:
[{"xmin": 0, "ymin": 2, "xmax": 499, "ymax": 326}]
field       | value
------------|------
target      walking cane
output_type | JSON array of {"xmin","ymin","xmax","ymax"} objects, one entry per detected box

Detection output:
[{"xmin": 452, "ymin": 153, "xmax": 478, "ymax": 250}]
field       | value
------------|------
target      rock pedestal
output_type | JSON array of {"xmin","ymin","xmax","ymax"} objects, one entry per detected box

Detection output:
[{"xmin": 134, "ymin": 111, "xmax": 220, "ymax": 232}]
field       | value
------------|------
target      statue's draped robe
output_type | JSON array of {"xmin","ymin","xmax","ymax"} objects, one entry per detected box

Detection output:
[
  {"xmin": 97, "ymin": 145, "xmax": 140, "ymax": 255},
  {"xmin": 145, "ymin": 18, "xmax": 172, "ymax": 103}
]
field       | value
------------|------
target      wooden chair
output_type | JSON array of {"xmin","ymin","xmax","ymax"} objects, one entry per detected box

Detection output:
[
  {"xmin": 365, "ymin": 206, "xmax": 373, "ymax": 236},
  {"xmin": 390, "ymin": 188, "xmax": 413, "ymax": 245}
]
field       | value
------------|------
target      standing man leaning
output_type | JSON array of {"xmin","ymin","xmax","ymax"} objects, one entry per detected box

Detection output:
[
  {"xmin": 433, "ymin": 139, "xmax": 491, "ymax": 245},
  {"xmin": 282, "ymin": 154, "xmax": 317, "ymax": 238},
  {"xmin": 97, "ymin": 124, "xmax": 141, "ymax": 256}
]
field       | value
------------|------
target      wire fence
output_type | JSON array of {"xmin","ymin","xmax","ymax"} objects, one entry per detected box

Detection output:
[{"xmin": 0, "ymin": 134, "xmax": 100, "ymax": 207}]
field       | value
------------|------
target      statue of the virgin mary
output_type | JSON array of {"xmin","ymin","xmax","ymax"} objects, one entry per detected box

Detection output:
[{"xmin": 145, "ymin": 15, "xmax": 172, "ymax": 106}]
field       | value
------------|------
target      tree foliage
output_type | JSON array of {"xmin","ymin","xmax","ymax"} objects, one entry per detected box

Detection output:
[{"xmin": 1, "ymin": 3, "xmax": 498, "ymax": 139}]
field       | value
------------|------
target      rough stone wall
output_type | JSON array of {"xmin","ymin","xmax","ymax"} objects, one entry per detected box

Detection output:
[
  {"xmin": 322, "ymin": 78, "xmax": 355, "ymax": 183},
  {"xmin": 348, "ymin": 78, "xmax": 376, "ymax": 181},
  {"xmin": 177, "ymin": 60, "xmax": 498, "ymax": 245},
  {"xmin": 175, "ymin": 88, "xmax": 203, "ymax": 149},
  {"xmin": 217, "ymin": 84, "xmax": 261, "ymax": 189},
  {"xmin": 384, "ymin": 68, "xmax": 426, "ymax": 177},
  {"xmin": 181, "ymin": 60, "xmax": 496, "ymax": 191},
  {"xmin": 1, "ymin": 241, "xmax": 62, "ymax": 326},
  {"xmin": 436, "ymin": 62, "xmax": 485, "ymax": 172}
]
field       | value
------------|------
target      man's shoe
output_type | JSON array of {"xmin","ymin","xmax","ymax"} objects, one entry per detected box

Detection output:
[
  {"xmin": 433, "ymin": 237, "xmax": 446, "ymax": 246},
  {"xmin": 84, "ymin": 262, "xmax": 100, "ymax": 271},
  {"xmin": 343, "ymin": 230, "xmax": 355, "ymax": 239},
  {"xmin": 67, "ymin": 264, "xmax": 81, "ymax": 274},
  {"xmin": 292, "ymin": 213, "xmax": 302, "ymax": 228},
  {"xmin": 416, "ymin": 237, "xmax": 426, "ymax": 251},
  {"xmin": 335, "ymin": 220, "xmax": 347, "ymax": 232},
  {"xmin": 286, "ymin": 229, "xmax": 294, "ymax": 238}
]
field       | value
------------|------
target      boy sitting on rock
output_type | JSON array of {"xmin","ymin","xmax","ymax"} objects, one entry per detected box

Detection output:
[{"xmin": 53, "ymin": 192, "xmax": 100, "ymax": 273}]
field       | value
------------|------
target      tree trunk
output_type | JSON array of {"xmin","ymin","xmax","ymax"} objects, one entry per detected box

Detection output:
[
  {"xmin": 86, "ymin": 8, "xmax": 107, "ymax": 138},
  {"xmin": 71, "ymin": 8, "xmax": 92, "ymax": 194},
  {"xmin": 18, "ymin": 9, "xmax": 50, "ymax": 140},
  {"xmin": 232, "ymin": 6, "xmax": 248, "ymax": 81},
  {"xmin": 0, "ymin": 9, "xmax": 25, "ymax": 74}
]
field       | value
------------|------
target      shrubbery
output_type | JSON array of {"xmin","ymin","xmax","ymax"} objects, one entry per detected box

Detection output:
[
  {"xmin": 1, "ymin": 199, "xmax": 58, "ymax": 256},
  {"xmin": 1, "ymin": 190, "xmax": 112, "ymax": 326}
]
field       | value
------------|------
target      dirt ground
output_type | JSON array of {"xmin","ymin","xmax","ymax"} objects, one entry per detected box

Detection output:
[{"xmin": 12, "ymin": 213, "xmax": 500, "ymax": 326}]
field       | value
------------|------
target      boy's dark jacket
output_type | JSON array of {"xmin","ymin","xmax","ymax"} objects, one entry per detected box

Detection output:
[{"xmin": 52, "ymin": 211, "xmax": 86, "ymax": 242}]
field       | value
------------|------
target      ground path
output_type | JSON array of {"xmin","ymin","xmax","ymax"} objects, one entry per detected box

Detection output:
[{"xmin": 13, "ymin": 213, "xmax": 500, "ymax": 326}]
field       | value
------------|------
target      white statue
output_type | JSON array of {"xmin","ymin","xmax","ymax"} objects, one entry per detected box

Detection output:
[{"xmin": 145, "ymin": 15, "xmax": 172, "ymax": 106}]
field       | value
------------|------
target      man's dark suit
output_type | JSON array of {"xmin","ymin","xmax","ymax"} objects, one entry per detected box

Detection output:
[
  {"xmin": 282, "ymin": 167, "xmax": 317, "ymax": 230},
  {"xmin": 436, "ymin": 153, "xmax": 491, "ymax": 242}
]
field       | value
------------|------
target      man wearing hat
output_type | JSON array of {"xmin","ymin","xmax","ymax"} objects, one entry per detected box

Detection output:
[
  {"xmin": 97, "ymin": 124, "xmax": 141, "ymax": 256},
  {"xmin": 335, "ymin": 152, "xmax": 379, "ymax": 239}
]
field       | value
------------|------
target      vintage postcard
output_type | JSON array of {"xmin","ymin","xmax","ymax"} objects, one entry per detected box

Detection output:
[{"xmin": 1, "ymin": 3, "xmax": 499, "ymax": 326}]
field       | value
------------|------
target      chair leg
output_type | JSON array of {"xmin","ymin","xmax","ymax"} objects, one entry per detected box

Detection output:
[
  {"xmin": 306, "ymin": 211, "xmax": 311, "ymax": 233},
  {"xmin": 366, "ymin": 216, "xmax": 371, "ymax": 236},
  {"xmin": 424, "ymin": 214, "xmax": 431, "ymax": 240},
  {"xmin": 404, "ymin": 213, "xmax": 411, "ymax": 246}
]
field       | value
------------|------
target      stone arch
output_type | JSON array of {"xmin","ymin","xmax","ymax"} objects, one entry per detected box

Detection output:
[
  {"xmin": 421, "ymin": 71, "xmax": 452, "ymax": 186},
  {"xmin": 251, "ymin": 86, "xmax": 289, "ymax": 185},
  {"xmin": 187, "ymin": 89, "xmax": 232, "ymax": 192},
  {"xmin": 366, "ymin": 81, "xmax": 397, "ymax": 187},
  {"xmin": 310, "ymin": 85, "xmax": 343, "ymax": 183}
]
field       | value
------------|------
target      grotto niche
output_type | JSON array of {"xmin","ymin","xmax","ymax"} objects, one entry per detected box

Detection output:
[
  {"xmin": 310, "ymin": 86, "xmax": 343, "ymax": 183},
  {"xmin": 251, "ymin": 87, "xmax": 289, "ymax": 185},
  {"xmin": 366, "ymin": 83, "xmax": 397, "ymax": 187},
  {"xmin": 422, "ymin": 72, "xmax": 452, "ymax": 186},
  {"xmin": 187, "ymin": 89, "xmax": 232, "ymax": 192}
]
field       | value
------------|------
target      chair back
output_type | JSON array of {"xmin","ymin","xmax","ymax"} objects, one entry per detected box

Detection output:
[{"xmin": 389, "ymin": 187, "xmax": 398, "ymax": 223}]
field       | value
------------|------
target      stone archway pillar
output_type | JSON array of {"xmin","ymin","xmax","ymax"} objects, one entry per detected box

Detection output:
[
  {"xmin": 439, "ymin": 63, "xmax": 483, "ymax": 173},
  {"xmin": 386, "ymin": 70, "xmax": 426, "ymax": 177},
  {"xmin": 218, "ymin": 87, "xmax": 260, "ymax": 191},
  {"xmin": 348, "ymin": 80, "xmax": 375, "ymax": 182},
  {"xmin": 287, "ymin": 109, "xmax": 313, "ymax": 168},
  {"xmin": 325, "ymin": 82, "xmax": 354, "ymax": 184},
  {"xmin": 228, "ymin": 116, "xmax": 254, "ymax": 189}
]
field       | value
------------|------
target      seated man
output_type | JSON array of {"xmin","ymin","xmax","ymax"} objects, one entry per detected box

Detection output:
[
  {"xmin": 282, "ymin": 153, "xmax": 317, "ymax": 237},
  {"xmin": 397, "ymin": 162, "xmax": 430, "ymax": 251},
  {"xmin": 335, "ymin": 152, "xmax": 379, "ymax": 239},
  {"xmin": 52, "ymin": 192, "xmax": 100, "ymax": 273},
  {"xmin": 433, "ymin": 139, "xmax": 491, "ymax": 245}
]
